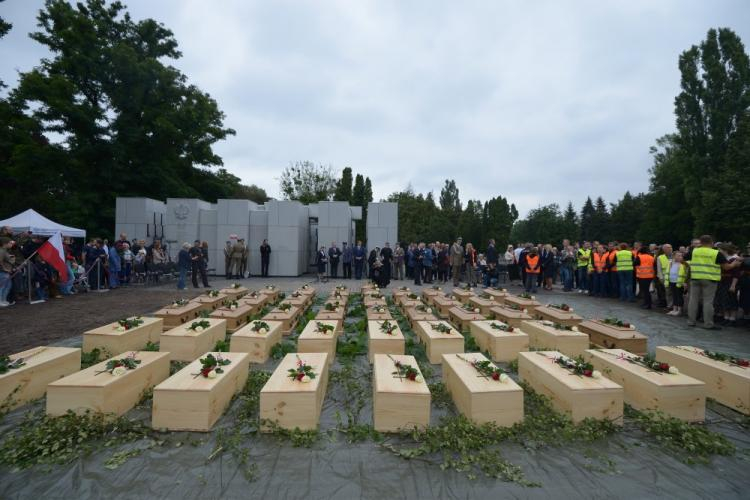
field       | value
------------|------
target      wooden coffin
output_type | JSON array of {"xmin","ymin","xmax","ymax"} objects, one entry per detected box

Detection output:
[
  {"xmin": 152, "ymin": 352, "xmax": 250, "ymax": 431},
  {"xmin": 391, "ymin": 288, "xmax": 410, "ymax": 304},
  {"xmin": 264, "ymin": 306, "xmax": 301, "ymax": 334},
  {"xmin": 331, "ymin": 286, "xmax": 351, "ymax": 298},
  {"xmin": 258, "ymin": 286, "xmax": 280, "ymax": 303},
  {"xmin": 367, "ymin": 320, "xmax": 405, "ymax": 363},
  {"xmin": 451, "ymin": 288, "xmax": 475, "ymax": 304},
  {"xmin": 238, "ymin": 293, "xmax": 270, "ymax": 314},
  {"xmin": 328, "ymin": 292, "xmax": 349, "ymax": 307},
  {"xmin": 366, "ymin": 305, "xmax": 393, "ymax": 321},
  {"xmin": 656, "ymin": 346, "xmax": 749, "ymax": 416},
  {"xmin": 468, "ymin": 295, "xmax": 497, "ymax": 316},
  {"xmin": 489, "ymin": 305, "xmax": 532, "ymax": 328},
  {"xmin": 315, "ymin": 304, "xmax": 345, "ymax": 322},
  {"xmin": 282, "ymin": 294, "xmax": 310, "ymax": 309},
  {"xmin": 373, "ymin": 354, "xmax": 430, "ymax": 432},
  {"xmin": 447, "ymin": 306, "xmax": 486, "ymax": 332},
  {"xmin": 0, "ymin": 346, "xmax": 80, "ymax": 410},
  {"xmin": 421, "ymin": 287, "xmax": 444, "ymax": 305},
  {"xmin": 159, "ymin": 318, "xmax": 227, "ymax": 362},
  {"xmin": 482, "ymin": 288, "xmax": 508, "ymax": 303},
  {"xmin": 404, "ymin": 307, "xmax": 437, "ymax": 328},
  {"xmin": 360, "ymin": 284, "xmax": 378, "ymax": 294},
  {"xmin": 518, "ymin": 351, "xmax": 623, "ymax": 424},
  {"xmin": 398, "ymin": 298, "xmax": 423, "ymax": 312},
  {"xmin": 297, "ymin": 320, "xmax": 341, "ymax": 366},
  {"xmin": 521, "ymin": 320, "xmax": 590, "ymax": 357},
  {"xmin": 414, "ymin": 320, "xmax": 464, "ymax": 364},
  {"xmin": 189, "ymin": 292, "xmax": 228, "ymax": 314},
  {"xmin": 83, "ymin": 317, "xmax": 164, "ymax": 355},
  {"xmin": 503, "ymin": 295, "xmax": 541, "ymax": 310},
  {"xmin": 585, "ymin": 348, "xmax": 706, "ymax": 422},
  {"xmin": 230, "ymin": 320, "xmax": 284, "ymax": 363},
  {"xmin": 432, "ymin": 295, "xmax": 462, "ymax": 318},
  {"xmin": 442, "ymin": 352, "xmax": 523, "ymax": 426},
  {"xmin": 153, "ymin": 302, "xmax": 203, "ymax": 331},
  {"xmin": 534, "ymin": 305, "xmax": 583, "ymax": 328},
  {"xmin": 210, "ymin": 303, "xmax": 254, "ymax": 333},
  {"xmin": 469, "ymin": 320, "xmax": 529, "ymax": 362},
  {"xmin": 219, "ymin": 286, "xmax": 250, "ymax": 300},
  {"xmin": 297, "ymin": 285, "xmax": 316, "ymax": 298},
  {"xmin": 260, "ymin": 353, "xmax": 329, "ymax": 431},
  {"xmin": 46, "ymin": 351, "xmax": 170, "ymax": 417},
  {"xmin": 577, "ymin": 320, "xmax": 648, "ymax": 356},
  {"xmin": 363, "ymin": 295, "xmax": 387, "ymax": 308}
]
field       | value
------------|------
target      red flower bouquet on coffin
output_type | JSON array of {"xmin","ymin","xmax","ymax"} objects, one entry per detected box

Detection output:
[
  {"xmin": 544, "ymin": 352, "xmax": 602, "ymax": 379},
  {"xmin": 697, "ymin": 349, "xmax": 750, "ymax": 368},
  {"xmin": 601, "ymin": 317, "xmax": 635, "ymax": 329},
  {"xmin": 430, "ymin": 322, "xmax": 453, "ymax": 334},
  {"xmin": 193, "ymin": 353, "xmax": 231, "ymax": 379},
  {"xmin": 388, "ymin": 354, "xmax": 422, "ymax": 382},
  {"xmin": 287, "ymin": 355, "xmax": 317, "ymax": 383},
  {"xmin": 547, "ymin": 303, "xmax": 572, "ymax": 312},
  {"xmin": 114, "ymin": 316, "xmax": 144, "ymax": 331},
  {"xmin": 379, "ymin": 320, "xmax": 398, "ymax": 335},
  {"xmin": 96, "ymin": 352, "xmax": 141, "ymax": 376},
  {"xmin": 457, "ymin": 354, "xmax": 509, "ymax": 382},
  {"xmin": 610, "ymin": 352, "xmax": 680, "ymax": 375},
  {"xmin": 315, "ymin": 322, "xmax": 335, "ymax": 334},
  {"xmin": 489, "ymin": 322, "xmax": 514, "ymax": 333}
]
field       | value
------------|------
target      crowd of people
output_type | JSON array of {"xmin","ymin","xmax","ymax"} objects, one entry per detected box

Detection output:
[
  {"xmin": 2, "ymin": 224, "xmax": 749, "ymax": 330},
  {"xmin": 330, "ymin": 235, "xmax": 749, "ymax": 330}
]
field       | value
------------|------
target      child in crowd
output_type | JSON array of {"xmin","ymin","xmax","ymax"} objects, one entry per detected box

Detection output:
[
  {"xmin": 667, "ymin": 252, "xmax": 686, "ymax": 316},
  {"xmin": 121, "ymin": 242, "xmax": 133, "ymax": 284}
]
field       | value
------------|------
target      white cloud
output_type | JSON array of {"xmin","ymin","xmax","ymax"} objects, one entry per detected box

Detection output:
[{"xmin": 2, "ymin": 0, "xmax": 749, "ymax": 215}]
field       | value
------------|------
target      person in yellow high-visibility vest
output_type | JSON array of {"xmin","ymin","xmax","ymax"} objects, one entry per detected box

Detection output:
[
  {"xmin": 686, "ymin": 235, "xmax": 742, "ymax": 330},
  {"xmin": 576, "ymin": 241, "xmax": 592, "ymax": 293}
]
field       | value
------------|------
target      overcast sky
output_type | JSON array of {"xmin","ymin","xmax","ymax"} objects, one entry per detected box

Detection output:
[{"xmin": 2, "ymin": 1, "xmax": 750, "ymax": 216}]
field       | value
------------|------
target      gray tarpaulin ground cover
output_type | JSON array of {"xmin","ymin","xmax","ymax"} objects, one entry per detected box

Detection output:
[{"xmin": 1, "ymin": 282, "xmax": 749, "ymax": 500}]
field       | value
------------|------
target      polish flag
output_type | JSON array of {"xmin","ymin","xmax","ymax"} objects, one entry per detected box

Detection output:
[{"xmin": 38, "ymin": 232, "xmax": 69, "ymax": 281}]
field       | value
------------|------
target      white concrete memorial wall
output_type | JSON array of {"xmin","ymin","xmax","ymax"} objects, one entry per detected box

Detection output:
[{"xmin": 115, "ymin": 197, "xmax": 396, "ymax": 276}]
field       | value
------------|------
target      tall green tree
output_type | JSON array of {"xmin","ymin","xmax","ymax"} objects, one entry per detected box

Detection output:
[
  {"xmin": 510, "ymin": 204, "xmax": 565, "ymax": 244},
  {"xmin": 590, "ymin": 196, "xmax": 610, "ymax": 242},
  {"xmin": 482, "ymin": 196, "xmax": 517, "ymax": 249},
  {"xmin": 639, "ymin": 135, "xmax": 694, "ymax": 243},
  {"xmin": 352, "ymin": 174, "xmax": 366, "ymax": 242},
  {"xmin": 579, "ymin": 197, "xmax": 595, "ymax": 242},
  {"xmin": 457, "ymin": 200, "xmax": 483, "ymax": 248},
  {"xmin": 334, "ymin": 166, "xmax": 353, "ymax": 202},
  {"xmin": 439, "ymin": 179, "xmax": 462, "ymax": 242},
  {"xmin": 609, "ymin": 191, "xmax": 644, "ymax": 243},
  {"xmin": 561, "ymin": 202, "xmax": 580, "ymax": 243},
  {"xmin": 1, "ymin": 0, "xmax": 235, "ymax": 236},
  {"xmin": 279, "ymin": 161, "xmax": 336, "ymax": 204},
  {"xmin": 674, "ymin": 27, "xmax": 750, "ymax": 235}
]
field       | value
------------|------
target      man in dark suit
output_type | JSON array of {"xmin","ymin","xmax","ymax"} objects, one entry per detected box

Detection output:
[
  {"xmin": 342, "ymin": 242, "xmax": 352, "ymax": 279},
  {"xmin": 260, "ymin": 239, "xmax": 271, "ymax": 277},
  {"xmin": 328, "ymin": 242, "xmax": 341, "ymax": 278}
]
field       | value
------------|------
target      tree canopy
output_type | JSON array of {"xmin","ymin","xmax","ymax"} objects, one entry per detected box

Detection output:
[{"xmin": 0, "ymin": 0, "xmax": 263, "ymax": 236}]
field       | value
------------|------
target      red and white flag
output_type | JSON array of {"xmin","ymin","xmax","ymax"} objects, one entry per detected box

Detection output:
[{"xmin": 38, "ymin": 232, "xmax": 69, "ymax": 281}]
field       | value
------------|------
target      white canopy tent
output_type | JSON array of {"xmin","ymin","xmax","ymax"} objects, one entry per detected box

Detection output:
[{"xmin": 0, "ymin": 208, "xmax": 86, "ymax": 238}]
